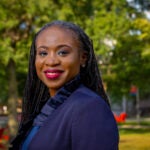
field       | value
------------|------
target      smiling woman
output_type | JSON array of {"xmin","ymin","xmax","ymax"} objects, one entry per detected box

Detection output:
[
  {"xmin": 10, "ymin": 20, "xmax": 119, "ymax": 150},
  {"xmin": 35, "ymin": 26, "xmax": 85, "ymax": 96}
]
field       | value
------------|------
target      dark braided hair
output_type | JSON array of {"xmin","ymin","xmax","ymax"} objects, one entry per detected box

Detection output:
[{"xmin": 21, "ymin": 20, "xmax": 109, "ymax": 125}]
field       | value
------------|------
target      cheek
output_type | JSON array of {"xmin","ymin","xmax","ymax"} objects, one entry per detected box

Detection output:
[
  {"xmin": 35, "ymin": 58, "xmax": 43, "ymax": 73},
  {"xmin": 66, "ymin": 58, "xmax": 81, "ymax": 73}
]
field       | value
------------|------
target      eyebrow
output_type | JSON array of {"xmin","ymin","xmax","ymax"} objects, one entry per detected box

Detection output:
[
  {"xmin": 36, "ymin": 46, "xmax": 47, "ymax": 50},
  {"xmin": 36, "ymin": 44, "xmax": 72, "ymax": 50},
  {"xmin": 57, "ymin": 44, "xmax": 72, "ymax": 49}
]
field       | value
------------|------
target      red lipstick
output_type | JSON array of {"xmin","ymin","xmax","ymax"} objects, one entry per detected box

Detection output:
[{"xmin": 44, "ymin": 69, "xmax": 63, "ymax": 79}]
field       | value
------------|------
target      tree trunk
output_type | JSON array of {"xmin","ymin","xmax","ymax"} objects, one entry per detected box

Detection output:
[{"xmin": 7, "ymin": 59, "xmax": 18, "ymax": 140}]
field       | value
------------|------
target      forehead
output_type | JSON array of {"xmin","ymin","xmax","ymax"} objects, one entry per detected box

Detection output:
[{"xmin": 36, "ymin": 26, "xmax": 78, "ymax": 43}]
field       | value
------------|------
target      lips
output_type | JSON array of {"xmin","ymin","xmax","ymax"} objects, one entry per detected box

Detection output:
[{"xmin": 44, "ymin": 69, "xmax": 63, "ymax": 79}]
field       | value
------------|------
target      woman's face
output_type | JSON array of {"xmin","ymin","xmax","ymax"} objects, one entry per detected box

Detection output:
[{"xmin": 35, "ymin": 26, "xmax": 86, "ymax": 96}]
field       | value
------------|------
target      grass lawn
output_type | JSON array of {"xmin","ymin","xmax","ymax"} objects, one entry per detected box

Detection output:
[{"xmin": 119, "ymin": 127, "xmax": 150, "ymax": 150}]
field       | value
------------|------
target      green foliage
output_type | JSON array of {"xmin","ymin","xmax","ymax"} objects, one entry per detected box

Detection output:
[{"xmin": 0, "ymin": 64, "xmax": 8, "ymax": 103}]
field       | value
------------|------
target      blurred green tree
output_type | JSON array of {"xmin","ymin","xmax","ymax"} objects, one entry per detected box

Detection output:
[{"xmin": 85, "ymin": 0, "xmax": 150, "ymax": 104}]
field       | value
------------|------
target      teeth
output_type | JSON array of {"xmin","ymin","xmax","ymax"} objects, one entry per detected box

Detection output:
[{"xmin": 47, "ymin": 72, "xmax": 58, "ymax": 75}]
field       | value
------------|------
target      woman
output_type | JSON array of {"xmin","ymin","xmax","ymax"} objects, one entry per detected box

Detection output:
[{"xmin": 10, "ymin": 20, "xmax": 119, "ymax": 150}]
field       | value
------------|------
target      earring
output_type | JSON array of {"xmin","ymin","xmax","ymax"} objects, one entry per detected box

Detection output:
[{"xmin": 82, "ymin": 64, "xmax": 85, "ymax": 67}]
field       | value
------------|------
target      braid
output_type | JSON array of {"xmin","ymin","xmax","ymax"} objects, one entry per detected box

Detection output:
[
  {"xmin": 21, "ymin": 20, "xmax": 110, "ymax": 125},
  {"xmin": 78, "ymin": 30, "xmax": 110, "ymax": 105},
  {"xmin": 21, "ymin": 37, "xmax": 49, "ymax": 124}
]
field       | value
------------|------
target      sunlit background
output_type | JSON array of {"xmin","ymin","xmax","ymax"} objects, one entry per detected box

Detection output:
[{"xmin": 0, "ymin": 0, "xmax": 150, "ymax": 149}]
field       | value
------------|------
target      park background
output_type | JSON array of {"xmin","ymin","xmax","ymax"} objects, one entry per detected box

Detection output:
[{"xmin": 0, "ymin": 0, "xmax": 150, "ymax": 149}]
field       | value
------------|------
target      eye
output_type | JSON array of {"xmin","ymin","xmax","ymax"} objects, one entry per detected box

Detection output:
[
  {"xmin": 57, "ymin": 50, "xmax": 69, "ymax": 56},
  {"xmin": 38, "ymin": 51, "xmax": 48, "ymax": 57}
]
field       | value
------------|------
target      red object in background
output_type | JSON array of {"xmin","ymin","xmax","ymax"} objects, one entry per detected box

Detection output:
[
  {"xmin": 0, "ymin": 128, "xmax": 5, "ymax": 139},
  {"xmin": 130, "ymin": 85, "xmax": 137, "ymax": 95},
  {"xmin": 0, "ymin": 127, "xmax": 9, "ymax": 149},
  {"xmin": 0, "ymin": 128, "xmax": 5, "ymax": 149},
  {"xmin": 2, "ymin": 135, "xmax": 9, "ymax": 141},
  {"xmin": 114, "ymin": 112, "xmax": 127, "ymax": 123}
]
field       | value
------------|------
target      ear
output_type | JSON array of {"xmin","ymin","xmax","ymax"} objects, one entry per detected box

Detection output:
[{"xmin": 80, "ymin": 51, "xmax": 88, "ymax": 67}]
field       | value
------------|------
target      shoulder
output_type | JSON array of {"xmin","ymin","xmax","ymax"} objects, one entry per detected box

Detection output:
[
  {"xmin": 69, "ymin": 85, "xmax": 119, "ymax": 148},
  {"xmin": 68, "ymin": 84, "xmax": 117, "ymax": 124},
  {"xmin": 69, "ymin": 84, "xmax": 109, "ymax": 110}
]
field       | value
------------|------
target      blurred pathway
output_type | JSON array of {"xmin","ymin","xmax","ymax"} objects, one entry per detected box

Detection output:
[{"xmin": 119, "ymin": 117, "xmax": 150, "ymax": 129}]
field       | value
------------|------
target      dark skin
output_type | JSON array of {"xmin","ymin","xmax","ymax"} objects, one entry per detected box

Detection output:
[{"xmin": 35, "ymin": 26, "xmax": 87, "ymax": 96}]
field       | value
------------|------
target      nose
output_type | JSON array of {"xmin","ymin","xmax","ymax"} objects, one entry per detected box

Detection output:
[{"xmin": 45, "ymin": 54, "xmax": 60, "ymax": 66}]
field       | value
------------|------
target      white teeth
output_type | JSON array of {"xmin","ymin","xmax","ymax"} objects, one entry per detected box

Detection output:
[{"xmin": 47, "ymin": 72, "xmax": 57, "ymax": 75}]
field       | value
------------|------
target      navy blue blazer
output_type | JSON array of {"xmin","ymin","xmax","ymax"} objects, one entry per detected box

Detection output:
[
  {"xmin": 25, "ymin": 85, "xmax": 119, "ymax": 150},
  {"xmin": 11, "ymin": 85, "xmax": 119, "ymax": 150}
]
